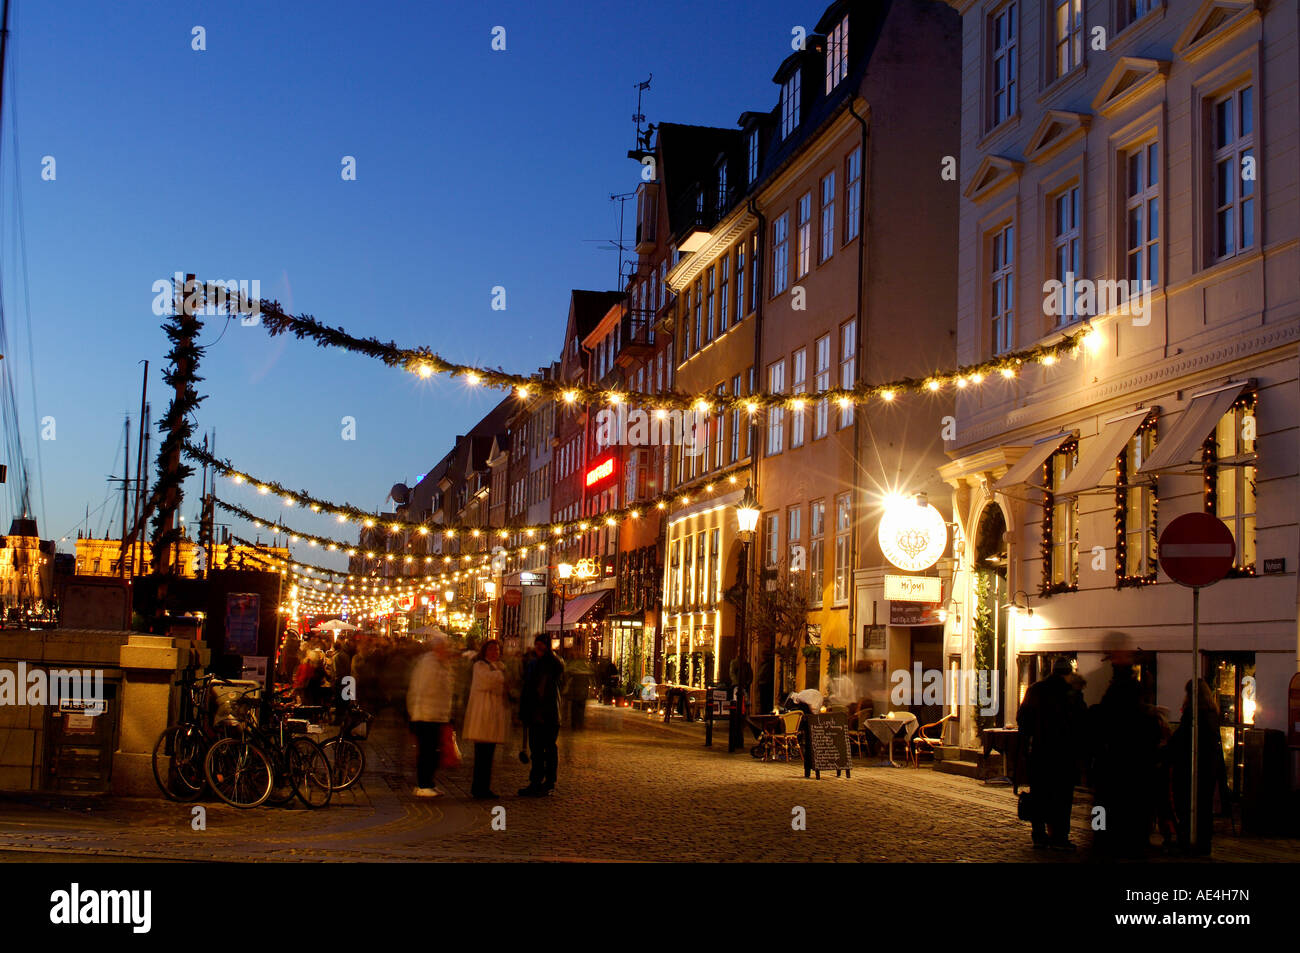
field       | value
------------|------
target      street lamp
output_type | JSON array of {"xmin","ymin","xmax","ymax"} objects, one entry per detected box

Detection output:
[
  {"xmin": 443, "ymin": 588, "xmax": 454, "ymax": 630},
  {"xmin": 730, "ymin": 482, "xmax": 760, "ymax": 752},
  {"xmin": 557, "ymin": 562, "xmax": 573, "ymax": 652}
]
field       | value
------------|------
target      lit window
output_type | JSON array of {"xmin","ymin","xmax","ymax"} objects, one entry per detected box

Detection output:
[
  {"xmin": 1051, "ymin": 0, "xmax": 1083, "ymax": 79},
  {"xmin": 796, "ymin": 192, "xmax": 812, "ymax": 278},
  {"xmin": 1043, "ymin": 439, "xmax": 1080, "ymax": 591},
  {"xmin": 809, "ymin": 501, "xmax": 825, "ymax": 607},
  {"xmin": 819, "ymin": 172, "xmax": 835, "ymax": 264},
  {"xmin": 833, "ymin": 492, "xmax": 851, "ymax": 605},
  {"xmin": 838, "ymin": 320, "xmax": 856, "ymax": 429},
  {"xmin": 772, "ymin": 213, "xmax": 790, "ymax": 296},
  {"xmin": 781, "ymin": 71, "xmax": 801, "ymax": 139},
  {"xmin": 1205, "ymin": 394, "xmax": 1257, "ymax": 573},
  {"xmin": 814, "ymin": 334, "xmax": 831, "ymax": 439},
  {"xmin": 825, "ymin": 16, "xmax": 849, "ymax": 94},
  {"xmin": 791, "ymin": 347, "xmax": 807, "ymax": 448}
]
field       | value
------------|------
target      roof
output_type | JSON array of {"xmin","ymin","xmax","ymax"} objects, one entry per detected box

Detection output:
[{"xmin": 656, "ymin": 122, "xmax": 741, "ymax": 236}]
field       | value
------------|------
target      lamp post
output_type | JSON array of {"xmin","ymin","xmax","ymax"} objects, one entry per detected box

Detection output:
[
  {"xmin": 483, "ymin": 580, "xmax": 497, "ymax": 639},
  {"xmin": 731, "ymin": 482, "xmax": 761, "ymax": 752},
  {"xmin": 443, "ymin": 588, "xmax": 454, "ymax": 631},
  {"xmin": 557, "ymin": 561, "xmax": 573, "ymax": 652}
]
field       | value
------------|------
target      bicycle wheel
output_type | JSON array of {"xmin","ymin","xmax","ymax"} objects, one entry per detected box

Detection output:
[
  {"xmin": 265, "ymin": 750, "xmax": 298, "ymax": 807},
  {"xmin": 204, "ymin": 738, "xmax": 273, "ymax": 808},
  {"xmin": 322, "ymin": 737, "xmax": 365, "ymax": 791},
  {"xmin": 288, "ymin": 737, "xmax": 333, "ymax": 808},
  {"xmin": 152, "ymin": 724, "xmax": 207, "ymax": 801}
]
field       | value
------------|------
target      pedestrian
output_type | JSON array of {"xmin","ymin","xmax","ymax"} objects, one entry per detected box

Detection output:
[
  {"xmin": 1169, "ymin": 678, "xmax": 1226, "ymax": 855},
  {"xmin": 1088, "ymin": 663, "xmax": 1163, "ymax": 857},
  {"xmin": 464, "ymin": 639, "xmax": 508, "ymax": 800},
  {"xmin": 756, "ymin": 652, "xmax": 775, "ymax": 714},
  {"xmin": 561, "ymin": 651, "xmax": 593, "ymax": 729},
  {"xmin": 518, "ymin": 634, "xmax": 564, "ymax": 797},
  {"xmin": 406, "ymin": 636, "xmax": 453, "ymax": 798},
  {"xmin": 1016, "ymin": 657, "xmax": 1087, "ymax": 850},
  {"xmin": 783, "ymin": 688, "xmax": 823, "ymax": 779}
]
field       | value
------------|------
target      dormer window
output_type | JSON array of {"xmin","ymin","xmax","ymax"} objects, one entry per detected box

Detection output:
[
  {"xmin": 716, "ymin": 160, "xmax": 728, "ymax": 212},
  {"xmin": 780, "ymin": 72, "xmax": 801, "ymax": 139},
  {"xmin": 747, "ymin": 130, "xmax": 760, "ymax": 184},
  {"xmin": 826, "ymin": 16, "xmax": 849, "ymax": 93}
]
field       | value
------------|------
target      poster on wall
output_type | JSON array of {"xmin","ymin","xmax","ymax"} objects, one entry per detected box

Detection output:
[
  {"xmin": 889, "ymin": 600, "xmax": 943, "ymax": 627},
  {"xmin": 225, "ymin": 593, "xmax": 260, "ymax": 655}
]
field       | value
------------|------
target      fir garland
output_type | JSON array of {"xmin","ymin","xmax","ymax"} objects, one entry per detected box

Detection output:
[
  {"xmin": 1115, "ymin": 413, "xmax": 1159, "ymax": 589},
  {"xmin": 253, "ymin": 296, "xmax": 1093, "ymax": 411},
  {"xmin": 1039, "ymin": 438, "xmax": 1079, "ymax": 597},
  {"xmin": 150, "ymin": 308, "xmax": 206, "ymax": 572}
]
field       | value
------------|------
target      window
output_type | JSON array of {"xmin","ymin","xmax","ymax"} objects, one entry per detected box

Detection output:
[
  {"xmin": 989, "ymin": 3, "xmax": 1018, "ymax": 127},
  {"xmin": 780, "ymin": 71, "xmax": 801, "ymax": 139},
  {"xmin": 730, "ymin": 373, "xmax": 742, "ymax": 463},
  {"xmin": 844, "ymin": 149, "xmax": 862, "ymax": 242},
  {"xmin": 838, "ymin": 320, "xmax": 856, "ymax": 428},
  {"xmin": 735, "ymin": 244, "xmax": 746, "ymax": 319},
  {"xmin": 705, "ymin": 267, "xmax": 716, "ymax": 344},
  {"xmin": 1124, "ymin": 141, "xmax": 1160, "ymax": 287},
  {"xmin": 1205, "ymin": 394, "xmax": 1257, "ymax": 573},
  {"xmin": 719, "ymin": 254, "xmax": 730, "ymax": 332},
  {"xmin": 669, "ymin": 540, "xmax": 680, "ymax": 608},
  {"xmin": 681, "ymin": 286, "xmax": 692, "ymax": 359},
  {"xmin": 1043, "ymin": 439, "xmax": 1080, "ymax": 592},
  {"xmin": 810, "ymin": 500, "xmax": 825, "ymax": 607},
  {"xmin": 819, "ymin": 172, "xmax": 836, "ymax": 263},
  {"xmin": 693, "ymin": 279, "xmax": 703, "ymax": 351},
  {"xmin": 764, "ymin": 513, "xmax": 780, "ymax": 569},
  {"xmin": 683, "ymin": 533, "xmax": 694, "ymax": 607},
  {"xmin": 788, "ymin": 506, "xmax": 803, "ymax": 567},
  {"xmin": 749, "ymin": 233, "xmax": 760, "ymax": 312},
  {"xmin": 834, "ymin": 492, "xmax": 851, "ymax": 605},
  {"xmin": 710, "ymin": 528, "xmax": 721, "ymax": 603},
  {"xmin": 696, "ymin": 532, "xmax": 706, "ymax": 608},
  {"xmin": 714, "ymin": 384, "xmax": 725, "ymax": 470},
  {"xmin": 1118, "ymin": 0, "xmax": 1154, "ymax": 31},
  {"xmin": 1051, "ymin": 185, "xmax": 1081, "ymax": 327},
  {"xmin": 1051, "ymin": 0, "xmax": 1083, "ymax": 80},
  {"xmin": 791, "ymin": 347, "xmax": 807, "ymax": 448},
  {"xmin": 767, "ymin": 360, "xmax": 786, "ymax": 456},
  {"xmin": 747, "ymin": 130, "xmax": 760, "ymax": 185},
  {"xmin": 717, "ymin": 161, "xmax": 728, "ymax": 213},
  {"xmin": 814, "ymin": 333, "xmax": 831, "ymax": 439},
  {"xmin": 772, "ymin": 214, "xmax": 790, "ymax": 296},
  {"xmin": 990, "ymin": 223, "xmax": 1014, "ymax": 354},
  {"xmin": 826, "ymin": 15, "xmax": 849, "ymax": 94},
  {"xmin": 1117, "ymin": 417, "xmax": 1158, "ymax": 583},
  {"xmin": 796, "ymin": 192, "xmax": 812, "ymax": 278},
  {"xmin": 1211, "ymin": 84, "xmax": 1255, "ymax": 262}
]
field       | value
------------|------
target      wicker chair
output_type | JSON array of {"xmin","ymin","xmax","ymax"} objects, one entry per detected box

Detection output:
[{"xmin": 773, "ymin": 711, "xmax": 804, "ymax": 761}]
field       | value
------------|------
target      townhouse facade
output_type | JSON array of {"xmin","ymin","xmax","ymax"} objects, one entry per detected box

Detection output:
[{"xmin": 939, "ymin": 0, "xmax": 1300, "ymax": 783}]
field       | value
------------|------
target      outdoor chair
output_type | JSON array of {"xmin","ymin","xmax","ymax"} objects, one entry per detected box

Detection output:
[
  {"xmin": 773, "ymin": 711, "xmax": 803, "ymax": 761},
  {"xmin": 911, "ymin": 712, "xmax": 956, "ymax": 763}
]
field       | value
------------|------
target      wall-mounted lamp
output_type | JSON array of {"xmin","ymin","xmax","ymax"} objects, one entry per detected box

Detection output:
[{"xmin": 1001, "ymin": 590, "xmax": 1032, "ymax": 617}]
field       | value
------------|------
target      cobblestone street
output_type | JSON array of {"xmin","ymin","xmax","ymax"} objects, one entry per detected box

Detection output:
[{"xmin": 0, "ymin": 706, "xmax": 1293, "ymax": 863}]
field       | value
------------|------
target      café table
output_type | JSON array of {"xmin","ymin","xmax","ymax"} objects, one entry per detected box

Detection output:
[
  {"xmin": 865, "ymin": 713, "xmax": 918, "ymax": 767},
  {"xmin": 981, "ymin": 727, "xmax": 1019, "ymax": 785}
]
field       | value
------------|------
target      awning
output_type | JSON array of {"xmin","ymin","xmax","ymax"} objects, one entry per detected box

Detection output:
[
  {"xmin": 544, "ymin": 589, "xmax": 610, "ymax": 630},
  {"xmin": 993, "ymin": 431, "xmax": 1076, "ymax": 490},
  {"xmin": 1137, "ymin": 382, "xmax": 1250, "ymax": 476},
  {"xmin": 1055, "ymin": 408, "xmax": 1153, "ymax": 497}
]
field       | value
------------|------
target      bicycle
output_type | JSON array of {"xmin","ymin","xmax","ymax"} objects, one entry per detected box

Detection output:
[
  {"xmin": 203, "ymin": 686, "xmax": 334, "ymax": 809},
  {"xmin": 318, "ymin": 700, "xmax": 372, "ymax": 791},
  {"xmin": 152, "ymin": 672, "xmax": 245, "ymax": 801}
]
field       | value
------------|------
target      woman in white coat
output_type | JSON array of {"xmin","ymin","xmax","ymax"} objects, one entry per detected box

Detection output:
[
  {"xmin": 406, "ymin": 637, "xmax": 453, "ymax": 798},
  {"xmin": 463, "ymin": 639, "xmax": 508, "ymax": 799}
]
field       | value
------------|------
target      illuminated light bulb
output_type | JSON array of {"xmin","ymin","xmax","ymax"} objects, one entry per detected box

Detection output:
[
  {"xmin": 258, "ymin": 485, "xmax": 270, "ymax": 494},
  {"xmin": 654, "ymin": 409, "xmax": 668, "ymax": 420},
  {"xmin": 657, "ymin": 501, "xmax": 666, "ymax": 510},
  {"xmin": 563, "ymin": 390, "xmax": 577, "ymax": 404},
  {"xmin": 1000, "ymin": 367, "xmax": 1016, "ymax": 379},
  {"xmin": 605, "ymin": 517, "xmax": 616, "ymax": 526},
  {"xmin": 680, "ymin": 497, "xmax": 689, "ymax": 505},
  {"xmin": 445, "ymin": 529, "xmax": 455, "ymax": 537},
  {"xmin": 609, "ymin": 393, "xmax": 623, "ymax": 405},
  {"xmin": 253, "ymin": 521, "xmax": 262, "ymax": 529},
  {"xmin": 465, "ymin": 372, "xmax": 481, "ymax": 386},
  {"xmin": 630, "ymin": 510, "xmax": 640, "ymax": 519},
  {"xmin": 348, "ymin": 549, "xmax": 357, "ymax": 556},
  {"xmin": 309, "ymin": 540, "xmax": 318, "ymax": 547},
  {"xmin": 417, "ymin": 364, "xmax": 433, "ymax": 379},
  {"xmin": 745, "ymin": 402, "xmax": 758, "ymax": 414},
  {"xmin": 1042, "ymin": 354, "xmax": 1057, "ymax": 366},
  {"xmin": 970, "ymin": 373, "xmax": 984, "ymax": 384},
  {"xmin": 579, "ymin": 522, "xmax": 589, "ymax": 531},
  {"xmin": 791, "ymin": 399, "xmax": 806, "ymax": 411},
  {"xmin": 418, "ymin": 527, "xmax": 429, "ymax": 536},
  {"xmin": 444, "ymin": 556, "xmax": 451, "ymax": 564},
  {"xmin": 926, "ymin": 380, "xmax": 941, "ymax": 392},
  {"xmin": 328, "ymin": 544, "xmax": 337, "ymax": 551},
  {"xmin": 880, "ymin": 390, "xmax": 896, "ymax": 402},
  {"xmin": 232, "ymin": 474, "xmax": 245, "ymax": 484},
  {"xmin": 471, "ymin": 529, "xmax": 481, "ymax": 538},
  {"xmin": 526, "ymin": 528, "xmax": 535, "ymax": 538},
  {"xmin": 364, "ymin": 519, "xmax": 375, "ymax": 528},
  {"xmin": 1083, "ymin": 328, "xmax": 1104, "ymax": 355},
  {"xmin": 283, "ymin": 497, "xmax": 295, "ymax": 507},
  {"xmin": 499, "ymin": 530, "xmax": 509, "ymax": 538},
  {"xmin": 310, "ymin": 504, "xmax": 320, "ymax": 512},
  {"xmin": 706, "ymin": 484, "xmax": 714, "ymax": 492},
  {"xmin": 956, "ymin": 377, "xmax": 968, "ymax": 389},
  {"xmin": 837, "ymin": 396, "xmax": 853, "ymax": 409},
  {"xmin": 516, "ymin": 385, "xmax": 529, "ymax": 398},
  {"xmin": 553, "ymin": 526, "xmax": 563, "ymax": 536}
]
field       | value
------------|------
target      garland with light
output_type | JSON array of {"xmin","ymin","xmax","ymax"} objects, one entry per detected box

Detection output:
[
  {"xmin": 1115, "ymin": 413, "xmax": 1159, "ymax": 589},
  {"xmin": 1202, "ymin": 390, "xmax": 1257, "ymax": 578},
  {"xmin": 1039, "ymin": 438, "xmax": 1080, "ymax": 598},
  {"xmin": 204, "ymin": 451, "xmax": 754, "ymax": 540},
  {"xmin": 253, "ymin": 297, "xmax": 1096, "ymax": 410},
  {"xmin": 150, "ymin": 307, "xmax": 207, "ymax": 567}
]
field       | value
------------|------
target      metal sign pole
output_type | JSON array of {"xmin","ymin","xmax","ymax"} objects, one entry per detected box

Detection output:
[{"xmin": 1190, "ymin": 586, "xmax": 1200, "ymax": 848}]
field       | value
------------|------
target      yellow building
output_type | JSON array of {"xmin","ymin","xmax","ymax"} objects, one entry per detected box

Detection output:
[
  {"xmin": 0, "ymin": 519, "xmax": 55, "ymax": 612},
  {"xmin": 74, "ymin": 536, "xmax": 287, "ymax": 578}
]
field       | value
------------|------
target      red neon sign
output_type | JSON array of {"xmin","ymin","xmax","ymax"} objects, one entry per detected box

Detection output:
[{"xmin": 585, "ymin": 454, "xmax": 616, "ymax": 489}]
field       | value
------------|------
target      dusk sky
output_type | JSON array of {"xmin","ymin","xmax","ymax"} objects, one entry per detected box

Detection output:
[{"xmin": 5, "ymin": 0, "xmax": 804, "ymax": 566}]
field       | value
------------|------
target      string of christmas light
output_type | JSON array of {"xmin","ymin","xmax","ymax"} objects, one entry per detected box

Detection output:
[
  {"xmin": 254, "ymin": 296, "xmax": 1098, "ymax": 410},
  {"xmin": 204, "ymin": 453, "xmax": 754, "ymax": 540},
  {"xmin": 232, "ymin": 534, "xmax": 495, "ymax": 590}
]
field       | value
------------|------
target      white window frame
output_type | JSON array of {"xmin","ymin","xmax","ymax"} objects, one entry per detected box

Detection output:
[
  {"xmin": 990, "ymin": 222, "xmax": 1014, "ymax": 355},
  {"xmin": 814, "ymin": 333, "xmax": 831, "ymax": 440},
  {"xmin": 1210, "ymin": 84, "xmax": 1256, "ymax": 263},
  {"xmin": 796, "ymin": 191, "xmax": 812, "ymax": 278},
  {"xmin": 826, "ymin": 16, "xmax": 849, "ymax": 94},
  {"xmin": 791, "ymin": 347, "xmax": 807, "ymax": 448},
  {"xmin": 838, "ymin": 319, "xmax": 856, "ymax": 429},
  {"xmin": 766, "ymin": 360, "xmax": 786, "ymax": 456},
  {"xmin": 772, "ymin": 213, "xmax": 790, "ymax": 297},
  {"xmin": 781, "ymin": 71, "xmax": 801, "ymax": 139}
]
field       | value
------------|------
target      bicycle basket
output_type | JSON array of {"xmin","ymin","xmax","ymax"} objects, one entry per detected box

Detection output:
[{"xmin": 209, "ymin": 680, "xmax": 262, "ymax": 728}]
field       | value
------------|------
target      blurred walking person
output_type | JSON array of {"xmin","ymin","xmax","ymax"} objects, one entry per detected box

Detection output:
[
  {"xmin": 1089, "ymin": 662, "xmax": 1162, "ymax": 856},
  {"xmin": 518, "ymin": 635, "xmax": 564, "ymax": 797},
  {"xmin": 1170, "ymin": 678, "xmax": 1227, "ymax": 855},
  {"xmin": 406, "ymin": 636, "xmax": 453, "ymax": 798},
  {"xmin": 464, "ymin": 639, "xmax": 508, "ymax": 799},
  {"xmin": 1016, "ymin": 657, "xmax": 1086, "ymax": 850}
]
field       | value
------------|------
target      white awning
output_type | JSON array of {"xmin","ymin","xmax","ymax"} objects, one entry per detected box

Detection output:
[
  {"xmin": 1137, "ymin": 382, "xmax": 1250, "ymax": 476},
  {"xmin": 993, "ymin": 432, "xmax": 1075, "ymax": 490},
  {"xmin": 1055, "ymin": 408, "xmax": 1153, "ymax": 497}
]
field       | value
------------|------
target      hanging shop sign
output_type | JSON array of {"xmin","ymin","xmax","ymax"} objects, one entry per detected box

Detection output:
[
  {"xmin": 519, "ymin": 571, "xmax": 545, "ymax": 587},
  {"xmin": 585, "ymin": 452, "xmax": 618, "ymax": 492},
  {"xmin": 878, "ymin": 500, "xmax": 948, "ymax": 572},
  {"xmin": 884, "ymin": 574, "xmax": 942, "ymax": 603}
]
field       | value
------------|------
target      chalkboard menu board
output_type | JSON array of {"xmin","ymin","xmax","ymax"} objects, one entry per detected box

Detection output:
[{"xmin": 805, "ymin": 712, "xmax": 852, "ymax": 778}]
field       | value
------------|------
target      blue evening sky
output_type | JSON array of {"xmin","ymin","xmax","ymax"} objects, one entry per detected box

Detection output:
[{"xmin": 4, "ymin": 0, "xmax": 806, "ymax": 565}]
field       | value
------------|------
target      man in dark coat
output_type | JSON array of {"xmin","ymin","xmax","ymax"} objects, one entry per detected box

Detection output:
[
  {"xmin": 1017, "ymin": 657, "xmax": 1087, "ymax": 850},
  {"xmin": 1169, "ymin": 678, "xmax": 1227, "ymax": 855},
  {"xmin": 1089, "ymin": 663, "xmax": 1163, "ymax": 856},
  {"xmin": 518, "ymin": 635, "xmax": 564, "ymax": 796}
]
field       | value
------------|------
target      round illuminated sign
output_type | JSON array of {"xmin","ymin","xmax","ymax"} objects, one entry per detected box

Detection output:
[{"xmin": 878, "ymin": 501, "xmax": 948, "ymax": 572}]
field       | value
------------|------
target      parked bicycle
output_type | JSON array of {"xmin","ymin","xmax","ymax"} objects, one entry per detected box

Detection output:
[
  {"xmin": 318, "ymin": 700, "xmax": 372, "ymax": 791},
  {"xmin": 151, "ymin": 672, "xmax": 243, "ymax": 802}
]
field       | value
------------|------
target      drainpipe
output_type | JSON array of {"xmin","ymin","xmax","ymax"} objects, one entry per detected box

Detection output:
[
  {"xmin": 747, "ymin": 196, "xmax": 766, "ymax": 704},
  {"xmin": 847, "ymin": 100, "xmax": 869, "ymax": 682}
]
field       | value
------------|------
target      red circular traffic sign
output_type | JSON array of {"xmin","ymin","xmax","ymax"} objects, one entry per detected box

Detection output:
[
  {"xmin": 504, "ymin": 588, "xmax": 522, "ymax": 608},
  {"xmin": 1158, "ymin": 512, "xmax": 1236, "ymax": 588}
]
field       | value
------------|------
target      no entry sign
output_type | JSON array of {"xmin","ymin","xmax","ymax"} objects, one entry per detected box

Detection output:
[{"xmin": 1159, "ymin": 512, "xmax": 1235, "ymax": 588}]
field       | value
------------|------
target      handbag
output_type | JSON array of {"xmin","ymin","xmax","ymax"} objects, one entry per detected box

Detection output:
[
  {"xmin": 1017, "ymin": 789, "xmax": 1033, "ymax": 822},
  {"xmin": 441, "ymin": 723, "xmax": 462, "ymax": 769}
]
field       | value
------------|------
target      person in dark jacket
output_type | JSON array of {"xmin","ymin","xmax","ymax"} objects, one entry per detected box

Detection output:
[
  {"xmin": 1088, "ymin": 663, "xmax": 1163, "ymax": 857},
  {"xmin": 518, "ymin": 635, "xmax": 564, "ymax": 797},
  {"xmin": 1016, "ymin": 657, "xmax": 1087, "ymax": 850},
  {"xmin": 1169, "ymin": 678, "xmax": 1227, "ymax": 855}
]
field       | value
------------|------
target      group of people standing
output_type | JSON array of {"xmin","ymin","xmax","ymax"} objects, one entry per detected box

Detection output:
[
  {"xmin": 1017, "ymin": 658, "xmax": 1228, "ymax": 856},
  {"xmin": 407, "ymin": 634, "xmax": 567, "ymax": 800}
]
